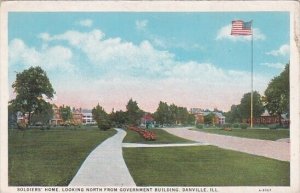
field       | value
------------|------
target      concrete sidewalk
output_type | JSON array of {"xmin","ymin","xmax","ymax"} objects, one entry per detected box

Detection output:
[
  {"xmin": 69, "ymin": 128, "xmax": 136, "ymax": 186},
  {"xmin": 122, "ymin": 142, "xmax": 208, "ymax": 148},
  {"xmin": 163, "ymin": 128, "xmax": 290, "ymax": 162}
]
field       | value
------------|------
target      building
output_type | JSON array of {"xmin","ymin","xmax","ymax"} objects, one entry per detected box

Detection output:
[
  {"xmin": 140, "ymin": 113, "xmax": 155, "ymax": 128},
  {"xmin": 72, "ymin": 108, "xmax": 83, "ymax": 125},
  {"xmin": 49, "ymin": 104, "xmax": 63, "ymax": 126},
  {"xmin": 250, "ymin": 110, "xmax": 289, "ymax": 127},
  {"xmin": 191, "ymin": 108, "xmax": 226, "ymax": 125},
  {"xmin": 82, "ymin": 112, "xmax": 96, "ymax": 125},
  {"xmin": 190, "ymin": 108, "xmax": 203, "ymax": 114},
  {"xmin": 214, "ymin": 112, "xmax": 226, "ymax": 125}
]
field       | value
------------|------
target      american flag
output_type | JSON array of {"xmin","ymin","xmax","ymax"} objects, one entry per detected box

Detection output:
[{"xmin": 231, "ymin": 20, "xmax": 252, "ymax": 36}]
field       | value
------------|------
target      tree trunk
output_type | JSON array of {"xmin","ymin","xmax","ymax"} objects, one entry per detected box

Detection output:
[
  {"xmin": 278, "ymin": 113, "xmax": 282, "ymax": 126},
  {"xmin": 27, "ymin": 112, "xmax": 31, "ymax": 128}
]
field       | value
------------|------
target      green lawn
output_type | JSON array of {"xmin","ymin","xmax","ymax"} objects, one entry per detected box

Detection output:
[
  {"xmin": 123, "ymin": 128, "xmax": 193, "ymax": 144},
  {"xmin": 9, "ymin": 127, "xmax": 116, "ymax": 186},
  {"xmin": 192, "ymin": 128, "xmax": 289, "ymax": 141},
  {"xmin": 123, "ymin": 146, "xmax": 290, "ymax": 186}
]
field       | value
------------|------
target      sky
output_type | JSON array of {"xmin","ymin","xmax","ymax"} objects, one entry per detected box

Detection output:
[{"xmin": 8, "ymin": 12, "xmax": 290, "ymax": 113}]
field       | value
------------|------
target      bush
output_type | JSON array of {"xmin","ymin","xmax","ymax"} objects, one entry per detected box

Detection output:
[
  {"xmin": 268, "ymin": 124, "xmax": 280, "ymax": 130},
  {"xmin": 97, "ymin": 120, "xmax": 112, "ymax": 131},
  {"xmin": 196, "ymin": 124, "xmax": 204, "ymax": 129},
  {"xmin": 233, "ymin": 123, "xmax": 239, "ymax": 128},
  {"xmin": 221, "ymin": 123, "xmax": 231, "ymax": 129},
  {"xmin": 17, "ymin": 122, "xmax": 27, "ymax": 130},
  {"xmin": 240, "ymin": 123, "xmax": 249, "ymax": 129}
]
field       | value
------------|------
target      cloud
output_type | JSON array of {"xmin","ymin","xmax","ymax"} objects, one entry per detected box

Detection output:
[
  {"xmin": 260, "ymin": 62, "xmax": 285, "ymax": 69},
  {"xmin": 40, "ymin": 29, "xmax": 174, "ymax": 76},
  {"xmin": 151, "ymin": 36, "xmax": 204, "ymax": 52},
  {"xmin": 216, "ymin": 24, "xmax": 266, "ymax": 41},
  {"xmin": 9, "ymin": 38, "xmax": 74, "ymax": 71},
  {"xmin": 266, "ymin": 44, "xmax": 290, "ymax": 57},
  {"xmin": 78, "ymin": 19, "xmax": 93, "ymax": 27},
  {"xmin": 135, "ymin": 19, "xmax": 148, "ymax": 31},
  {"xmin": 11, "ymin": 29, "xmax": 271, "ymax": 112}
]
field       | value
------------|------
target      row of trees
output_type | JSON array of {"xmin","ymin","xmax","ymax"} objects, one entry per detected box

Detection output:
[
  {"xmin": 225, "ymin": 63, "xmax": 289, "ymax": 125},
  {"xmin": 153, "ymin": 101, "xmax": 195, "ymax": 125},
  {"xmin": 92, "ymin": 100, "xmax": 196, "ymax": 130},
  {"xmin": 92, "ymin": 99, "xmax": 144, "ymax": 130}
]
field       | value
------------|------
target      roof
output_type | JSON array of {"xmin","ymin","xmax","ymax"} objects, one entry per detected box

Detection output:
[{"xmin": 142, "ymin": 113, "xmax": 154, "ymax": 121}]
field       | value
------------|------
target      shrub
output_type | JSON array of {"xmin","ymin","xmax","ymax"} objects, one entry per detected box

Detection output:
[
  {"xmin": 240, "ymin": 123, "xmax": 249, "ymax": 129},
  {"xmin": 268, "ymin": 124, "xmax": 280, "ymax": 130},
  {"xmin": 221, "ymin": 123, "xmax": 231, "ymax": 129},
  {"xmin": 233, "ymin": 123, "xmax": 239, "ymax": 128},
  {"xmin": 17, "ymin": 122, "xmax": 27, "ymax": 130},
  {"xmin": 196, "ymin": 124, "xmax": 204, "ymax": 129},
  {"xmin": 97, "ymin": 120, "xmax": 112, "ymax": 131},
  {"xmin": 224, "ymin": 127, "xmax": 232, "ymax": 131}
]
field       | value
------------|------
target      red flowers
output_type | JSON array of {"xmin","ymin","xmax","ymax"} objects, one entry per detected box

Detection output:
[{"xmin": 128, "ymin": 126, "xmax": 156, "ymax": 141}]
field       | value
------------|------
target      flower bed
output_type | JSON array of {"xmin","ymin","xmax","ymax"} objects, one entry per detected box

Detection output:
[{"xmin": 128, "ymin": 126, "xmax": 157, "ymax": 141}]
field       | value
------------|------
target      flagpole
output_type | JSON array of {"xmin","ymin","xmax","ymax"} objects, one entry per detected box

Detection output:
[{"xmin": 250, "ymin": 20, "xmax": 254, "ymax": 128}]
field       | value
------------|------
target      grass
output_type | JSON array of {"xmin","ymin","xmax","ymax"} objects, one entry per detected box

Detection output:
[
  {"xmin": 123, "ymin": 146, "xmax": 290, "ymax": 186},
  {"xmin": 123, "ymin": 128, "xmax": 193, "ymax": 144},
  {"xmin": 192, "ymin": 128, "xmax": 289, "ymax": 141},
  {"xmin": 8, "ymin": 127, "xmax": 116, "ymax": 186}
]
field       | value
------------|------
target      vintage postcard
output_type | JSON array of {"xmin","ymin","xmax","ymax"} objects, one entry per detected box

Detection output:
[{"xmin": 0, "ymin": 1, "xmax": 299, "ymax": 193}]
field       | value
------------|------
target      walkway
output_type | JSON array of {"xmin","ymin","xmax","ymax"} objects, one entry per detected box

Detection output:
[
  {"xmin": 163, "ymin": 128, "xmax": 290, "ymax": 162},
  {"xmin": 68, "ymin": 128, "xmax": 136, "ymax": 186},
  {"xmin": 122, "ymin": 142, "xmax": 207, "ymax": 148}
]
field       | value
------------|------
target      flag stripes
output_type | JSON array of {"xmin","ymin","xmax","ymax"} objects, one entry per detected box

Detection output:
[{"xmin": 231, "ymin": 20, "xmax": 252, "ymax": 36}]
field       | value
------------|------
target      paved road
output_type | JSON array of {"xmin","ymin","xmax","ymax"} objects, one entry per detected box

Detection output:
[
  {"xmin": 69, "ymin": 128, "xmax": 136, "ymax": 186},
  {"xmin": 163, "ymin": 128, "xmax": 290, "ymax": 162}
]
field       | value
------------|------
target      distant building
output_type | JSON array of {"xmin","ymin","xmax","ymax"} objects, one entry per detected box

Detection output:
[
  {"xmin": 190, "ymin": 108, "xmax": 203, "ymax": 114},
  {"xmin": 50, "ymin": 104, "xmax": 63, "ymax": 126},
  {"xmin": 141, "ymin": 113, "xmax": 155, "ymax": 128},
  {"xmin": 17, "ymin": 112, "xmax": 29, "ymax": 124},
  {"xmin": 82, "ymin": 112, "xmax": 96, "ymax": 125},
  {"xmin": 72, "ymin": 108, "xmax": 83, "ymax": 125},
  {"xmin": 250, "ymin": 110, "xmax": 289, "ymax": 127},
  {"xmin": 191, "ymin": 108, "xmax": 226, "ymax": 125}
]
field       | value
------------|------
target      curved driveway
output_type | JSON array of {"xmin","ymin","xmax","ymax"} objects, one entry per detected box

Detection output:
[
  {"xmin": 69, "ymin": 128, "xmax": 136, "ymax": 186},
  {"xmin": 163, "ymin": 128, "xmax": 290, "ymax": 162}
]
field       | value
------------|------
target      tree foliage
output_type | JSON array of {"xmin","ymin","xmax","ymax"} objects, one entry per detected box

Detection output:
[
  {"xmin": 59, "ymin": 105, "xmax": 72, "ymax": 122},
  {"xmin": 204, "ymin": 113, "xmax": 215, "ymax": 125},
  {"xmin": 92, "ymin": 104, "xmax": 112, "ymax": 130},
  {"xmin": 9, "ymin": 66, "xmax": 55, "ymax": 126},
  {"xmin": 239, "ymin": 91, "xmax": 265, "ymax": 119},
  {"xmin": 31, "ymin": 102, "xmax": 54, "ymax": 125},
  {"xmin": 126, "ymin": 99, "xmax": 143, "ymax": 126},
  {"xmin": 264, "ymin": 63, "xmax": 289, "ymax": 120},
  {"xmin": 153, "ymin": 101, "xmax": 194, "ymax": 125},
  {"xmin": 225, "ymin": 91, "xmax": 264, "ymax": 123},
  {"xmin": 154, "ymin": 101, "xmax": 170, "ymax": 125},
  {"xmin": 224, "ymin": 105, "xmax": 242, "ymax": 123},
  {"xmin": 110, "ymin": 110, "xmax": 128, "ymax": 127}
]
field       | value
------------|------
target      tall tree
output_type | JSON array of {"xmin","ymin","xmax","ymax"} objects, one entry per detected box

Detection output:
[
  {"xmin": 225, "ymin": 104, "xmax": 242, "ymax": 123},
  {"xmin": 169, "ymin": 104, "xmax": 177, "ymax": 124},
  {"xmin": 126, "ymin": 98, "xmax": 143, "ymax": 126},
  {"xmin": 31, "ymin": 101, "xmax": 54, "ymax": 126},
  {"xmin": 9, "ymin": 66, "xmax": 55, "ymax": 126},
  {"xmin": 239, "ymin": 91, "xmax": 265, "ymax": 120},
  {"xmin": 92, "ymin": 103, "xmax": 111, "ymax": 130},
  {"xmin": 204, "ymin": 113, "xmax": 215, "ymax": 125},
  {"xmin": 110, "ymin": 110, "xmax": 128, "ymax": 127},
  {"xmin": 59, "ymin": 105, "xmax": 72, "ymax": 122},
  {"xmin": 154, "ymin": 101, "xmax": 170, "ymax": 125},
  {"xmin": 264, "ymin": 63, "xmax": 289, "ymax": 124}
]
